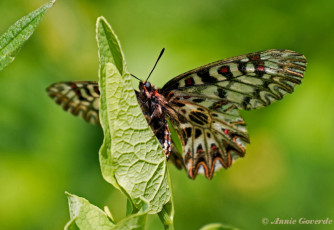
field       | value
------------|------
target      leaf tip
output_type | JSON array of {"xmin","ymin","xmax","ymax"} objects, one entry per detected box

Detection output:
[
  {"xmin": 65, "ymin": 191, "xmax": 73, "ymax": 197},
  {"xmin": 96, "ymin": 16, "xmax": 107, "ymax": 24},
  {"xmin": 46, "ymin": 0, "xmax": 57, "ymax": 9}
]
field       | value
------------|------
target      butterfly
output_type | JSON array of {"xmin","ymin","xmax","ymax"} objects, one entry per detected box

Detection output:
[{"xmin": 46, "ymin": 49, "xmax": 307, "ymax": 179}]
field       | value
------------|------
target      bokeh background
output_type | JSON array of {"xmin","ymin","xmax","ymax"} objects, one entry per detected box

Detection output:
[{"xmin": 0, "ymin": 0, "xmax": 333, "ymax": 229}]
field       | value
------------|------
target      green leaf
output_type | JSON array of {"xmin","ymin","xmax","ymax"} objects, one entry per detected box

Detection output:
[
  {"xmin": 97, "ymin": 16, "xmax": 125, "ymax": 190},
  {"xmin": 105, "ymin": 62, "xmax": 171, "ymax": 214},
  {"xmin": 0, "ymin": 0, "xmax": 55, "ymax": 72},
  {"xmin": 65, "ymin": 192, "xmax": 115, "ymax": 230},
  {"xmin": 65, "ymin": 17, "xmax": 174, "ymax": 229},
  {"xmin": 126, "ymin": 198, "xmax": 137, "ymax": 216},
  {"xmin": 158, "ymin": 197, "xmax": 175, "ymax": 230},
  {"xmin": 65, "ymin": 192, "xmax": 148, "ymax": 230},
  {"xmin": 112, "ymin": 210, "xmax": 147, "ymax": 230},
  {"xmin": 199, "ymin": 223, "xmax": 240, "ymax": 230},
  {"xmin": 167, "ymin": 119, "xmax": 182, "ymax": 156},
  {"xmin": 96, "ymin": 16, "xmax": 125, "ymax": 76},
  {"xmin": 96, "ymin": 17, "xmax": 172, "ymax": 215}
]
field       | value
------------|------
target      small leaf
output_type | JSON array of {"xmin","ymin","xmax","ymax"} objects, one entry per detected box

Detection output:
[
  {"xmin": 167, "ymin": 119, "xmax": 182, "ymax": 156},
  {"xmin": 65, "ymin": 192, "xmax": 115, "ymax": 230},
  {"xmin": 158, "ymin": 197, "xmax": 175, "ymax": 230},
  {"xmin": 104, "ymin": 206, "xmax": 116, "ymax": 223},
  {"xmin": 199, "ymin": 223, "xmax": 240, "ymax": 230},
  {"xmin": 112, "ymin": 210, "xmax": 147, "ymax": 230},
  {"xmin": 96, "ymin": 17, "xmax": 172, "ymax": 215},
  {"xmin": 0, "ymin": 0, "xmax": 55, "ymax": 72},
  {"xmin": 126, "ymin": 198, "xmax": 137, "ymax": 216}
]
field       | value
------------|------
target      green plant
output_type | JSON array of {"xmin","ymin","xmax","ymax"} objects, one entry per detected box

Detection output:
[{"xmin": 0, "ymin": 2, "xmax": 236, "ymax": 228}]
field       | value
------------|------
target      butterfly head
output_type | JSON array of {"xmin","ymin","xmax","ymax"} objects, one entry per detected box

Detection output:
[
  {"xmin": 142, "ymin": 81, "xmax": 152, "ymax": 91},
  {"xmin": 139, "ymin": 81, "xmax": 154, "ymax": 98}
]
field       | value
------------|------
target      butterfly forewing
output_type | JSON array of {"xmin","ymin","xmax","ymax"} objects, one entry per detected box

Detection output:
[{"xmin": 162, "ymin": 49, "xmax": 306, "ymax": 110}]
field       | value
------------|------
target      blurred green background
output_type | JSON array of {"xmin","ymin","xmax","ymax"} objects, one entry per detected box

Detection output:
[{"xmin": 0, "ymin": 0, "xmax": 333, "ymax": 229}]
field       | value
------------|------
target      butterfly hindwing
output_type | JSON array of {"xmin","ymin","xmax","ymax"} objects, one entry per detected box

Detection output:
[
  {"xmin": 46, "ymin": 81, "xmax": 100, "ymax": 125},
  {"xmin": 168, "ymin": 98, "xmax": 249, "ymax": 179},
  {"xmin": 162, "ymin": 49, "xmax": 306, "ymax": 110}
]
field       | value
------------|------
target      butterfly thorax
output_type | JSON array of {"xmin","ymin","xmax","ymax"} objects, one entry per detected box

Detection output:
[{"xmin": 137, "ymin": 81, "xmax": 172, "ymax": 158}]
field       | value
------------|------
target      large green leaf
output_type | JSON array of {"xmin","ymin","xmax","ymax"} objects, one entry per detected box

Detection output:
[
  {"xmin": 103, "ymin": 61, "xmax": 171, "ymax": 214},
  {"xmin": 96, "ymin": 16, "xmax": 172, "ymax": 215},
  {"xmin": 0, "ymin": 0, "xmax": 55, "ymax": 72},
  {"xmin": 96, "ymin": 16, "xmax": 125, "ymax": 190}
]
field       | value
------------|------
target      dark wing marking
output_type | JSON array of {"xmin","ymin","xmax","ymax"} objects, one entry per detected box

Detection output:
[
  {"xmin": 162, "ymin": 49, "xmax": 307, "ymax": 110},
  {"xmin": 46, "ymin": 81, "xmax": 100, "ymax": 125}
]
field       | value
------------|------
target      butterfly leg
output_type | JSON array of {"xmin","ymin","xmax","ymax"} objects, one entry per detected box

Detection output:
[{"xmin": 162, "ymin": 121, "xmax": 172, "ymax": 159}]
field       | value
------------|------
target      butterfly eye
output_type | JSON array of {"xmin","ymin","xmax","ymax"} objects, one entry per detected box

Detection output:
[{"xmin": 144, "ymin": 82, "xmax": 151, "ymax": 90}]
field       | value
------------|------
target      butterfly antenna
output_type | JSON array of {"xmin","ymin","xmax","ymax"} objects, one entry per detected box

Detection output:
[
  {"xmin": 131, "ymin": 74, "xmax": 141, "ymax": 81},
  {"xmin": 146, "ymin": 48, "xmax": 165, "ymax": 82}
]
